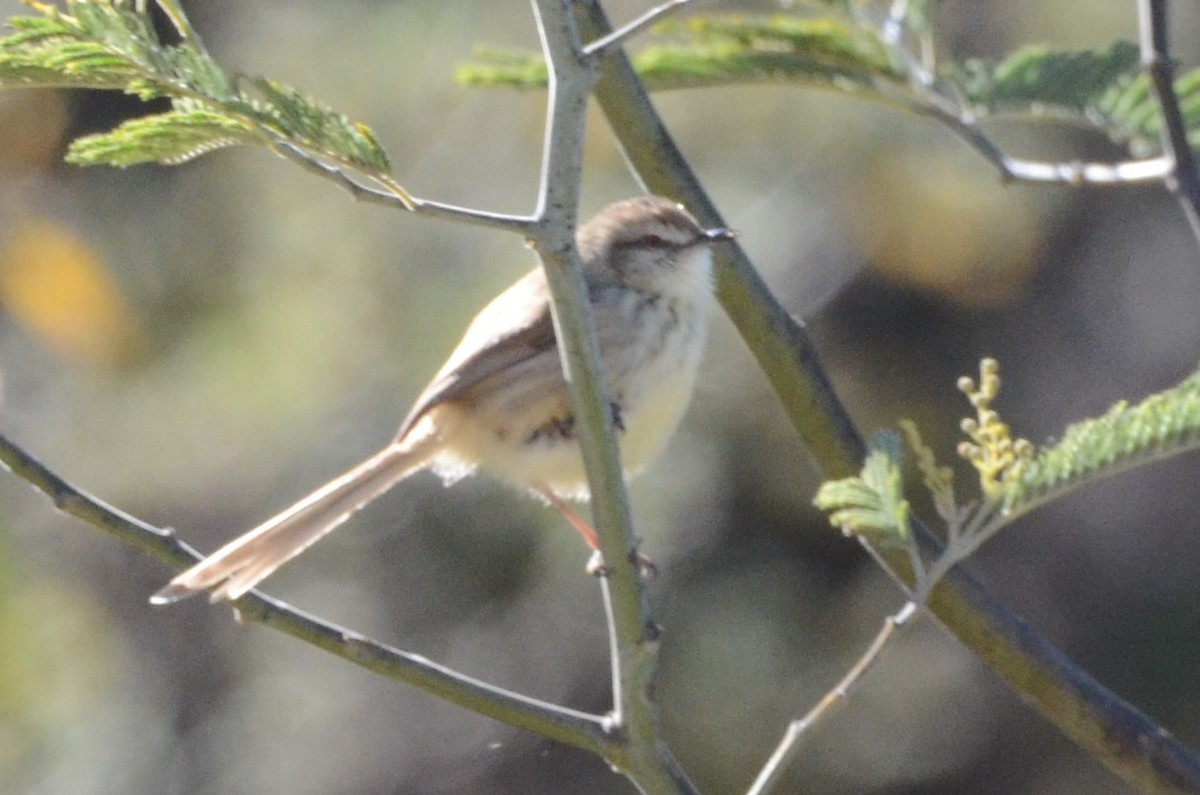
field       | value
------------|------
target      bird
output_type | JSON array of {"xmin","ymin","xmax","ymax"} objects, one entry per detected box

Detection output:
[{"xmin": 151, "ymin": 196, "xmax": 734, "ymax": 604}]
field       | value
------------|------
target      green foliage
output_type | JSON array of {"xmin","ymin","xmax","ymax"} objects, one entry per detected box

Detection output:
[
  {"xmin": 952, "ymin": 41, "xmax": 1200, "ymax": 152},
  {"xmin": 813, "ymin": 430, "xmax": 911, "ymax": 547},
  {"xmin": 1005, "ymin": 367, "xmax": 1200, "ymax": 517},
  {"xmin": 815, "ymin": 363, "xmax": 1200, "ymax": 573},
  {"xmin": 458, "ymin": 15, "xmax": 898, "ymax": 92},
  {"xmin": 1094, "ymin": 71, "xmax": 1200, "ymax": 153},
  {"xmin": 1, "ymin": 13, "xmax": 141, "ymax": 89},
  {"xmin": 66, "ymin": 104, "xmax": 261, "ymax": 166},
  {"xmin": 462, "ymin": 9, "xmax": 1200, "ymax": 159},
  {"xmin": 246, "ymin": 78, "xmax": 390, "ymax": 172},
  {"xmin": 455, "ymin": 46, "xmax": 549, "ymax": 89},
  {"xmin": 954, "ymin": 42, "xmax": 1141, "ymax": 111},
  {"xmin": 634, "ymin": 15, "xmax": 898, "ymax": 90},
  {"xmin": 0, "ymin": 1, "xmax": 390, "ymax": 172},
  {"xmin": 957, "ymin": 42, "xmax": 1200, "ymax": 152}
]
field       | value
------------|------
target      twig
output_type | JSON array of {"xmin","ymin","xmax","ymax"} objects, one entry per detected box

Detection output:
[
  {"xmin": 880, "ymin": 0, "xmax": 909, "ymax": 48},
  {"xmin": 750, "ymin": 505, "xmax": 986, "ymax": 795},
  {"xmin": 0, "ymin": 431, "xmax": 611, "ymax": 754},
  {"xmin": 864, "ymin": 8, "xmax": 1186, "ymax": 190},
  {"xmin": 903, "ymin": 89, "xmax": 1174, "ymax": 187},
  {"xmin": 598, "ymin": 576, "xmax": 623, "ymax": 730},
  {"xmin": 270, "ymin": 141, "xmax": 411, "ymax": 208},
  {"xmin": 746, "ymin": 603, "xmax": 918, "ymax": 795},
  {"xmin": 1001, "ymin": 156, "xmax": 1173, "ymax": 186},
  {"xmin": 271, "ymin": 141, "xmax": 539, "ymax": 234},
  {"xmin": 749, "ymin": 496, "xmax": 994, "ymax": 792},
  {"xmin": 1137, "ymin": 0, "xmax": 1200, "ymax": 246},
  {"xmin": 528, "ymin": 3, "xmax": 693, "ymax": 791},
  {"xmin": 583, "ymin": 0, "xmax": 694, "ymax": 59}
]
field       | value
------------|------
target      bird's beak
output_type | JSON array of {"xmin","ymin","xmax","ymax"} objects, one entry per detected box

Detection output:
[{"xmin": 703, "ymin": 227, "xmax": 737, "ymax": 243}]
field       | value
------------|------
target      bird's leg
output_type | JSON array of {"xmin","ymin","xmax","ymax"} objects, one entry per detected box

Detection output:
[{"xmin": 535, "ymin": 485, "xmax": 655, "ymax": 578}]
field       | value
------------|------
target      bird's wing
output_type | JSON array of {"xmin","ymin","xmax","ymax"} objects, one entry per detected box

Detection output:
[{"xmin": 396, "ymin": 268, "xmax": 558, "ymax": 439}]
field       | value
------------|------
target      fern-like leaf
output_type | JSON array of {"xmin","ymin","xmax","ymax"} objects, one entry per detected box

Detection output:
[
  {"xmin": 1004, "ymin": 368, "xmax": 1200, "ymax": 518},
  {"xmin": 458, "ymin": 15, "xmax": 898, "ymax": 92},
  {"xmin": 639, "ymin": 16, "xmax": 897, "ymax": 89},
  {"xmin": 462, "ymin": 11, "xmax": 1200, "ymax": 161},
  {"xmin": 954, "ymin": 42, "xmax": 1141, "ymax": 112},
  {"xmin": 0, "ymin": 1, "xmax": 390, "ymax": 174},
  {"xmin": 1092, "ymin": 70, "xmax": 1200, "ymax": 154},
  {"xmin": 67, "ymin": 106, "xmax": 263, "ymax": 166},
  {"xmin": 244, "ymin": 78, "xmax": 391, "ymax": 173},
  {"xmin": 1, "ymin": 16, "xmax": 139, "ymax": 88},
  {"xmin": 455, "ymin": 47, "xmax": 548, "ymax": 89},
  {"xmin": 949, "ymin": 42, "xmax": 1200, "ymax": 152},
  {"xmin": 814, "ymin": 431, "xmax": 911, "ymax": 547}
]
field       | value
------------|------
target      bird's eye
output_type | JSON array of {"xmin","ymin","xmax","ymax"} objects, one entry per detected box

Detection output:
[{"xmin": 644, "ymin": 234, "xmax": 669, "ymax": 248}]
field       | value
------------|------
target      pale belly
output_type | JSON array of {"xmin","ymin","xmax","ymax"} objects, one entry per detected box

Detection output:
[{"xmin": 433, "ymin": 297, "xmax": 707, "ymax": 499}]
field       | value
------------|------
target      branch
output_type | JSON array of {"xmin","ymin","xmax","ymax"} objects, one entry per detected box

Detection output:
[
  {"xmin": 870, "ymin": 36, "xmax": 1176, "ymax": 189},
  {"xmin": 271, "ymin": 140, "xmax": 541, "ymax": 234},
  {"xmin": 866, "ymin": 14, "xmax": 1171, "ymax": 188},
  {"xmin": 747, "ymin": 602, "xmax": 917, "ymax": 795},
  {"xmin": 525, "ymin": 2, "xmax": 695, "ymax": 791},
  {"xmin": 270, "ymin": 140, "xmax": 412, "ymax": 209},
  {"xmin": 583, "ymin": 0, "xmax": 695, "ymax": 59},
  {"xmin": 918, "ymin": 5, "xmax": 1200, "ymax": 197},
  {"xmin": 1137, "ymin": 0, "xmax": 1200, "ymax": 246},
  {"xmin": 910, "ymin": 97, "xmax": 1175, "ymax": 186},
  {"xmin": 0, "ymin": 431, "xmax": 611, "ymax": 755},
  {"xmin": 572, "ymin": 2, "xmax": 1200, "ymax": 793}
]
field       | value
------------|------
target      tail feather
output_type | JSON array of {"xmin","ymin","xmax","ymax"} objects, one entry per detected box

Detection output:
[{"xmin": 151, "ymin": 440, "xmax": 433, "ymax": 604}]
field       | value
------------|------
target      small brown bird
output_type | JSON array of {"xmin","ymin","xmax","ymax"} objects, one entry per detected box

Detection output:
[{"xmin": 152, "ymin": 196, "xmax": 733, "ymax": 604}]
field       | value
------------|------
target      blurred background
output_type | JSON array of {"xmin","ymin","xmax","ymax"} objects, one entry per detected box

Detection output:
[{"xmin": 0, "ymin": 1, "xmax": 1198, "ymax": 793}]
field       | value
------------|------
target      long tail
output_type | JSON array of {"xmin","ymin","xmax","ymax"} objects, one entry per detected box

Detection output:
[{"xmin": 151, "ymin": 439, "xmax": 435, "ymax": 604}]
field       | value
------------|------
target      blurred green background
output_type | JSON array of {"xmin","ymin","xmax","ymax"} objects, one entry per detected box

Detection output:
[{"xmin": 1, "ymin": 1, "xmax": 1199, "ymax": 793}]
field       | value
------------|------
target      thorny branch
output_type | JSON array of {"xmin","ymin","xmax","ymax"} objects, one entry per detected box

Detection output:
[{"xmin": 0, "ymin": 431, "xmax": 611, "ymax": 754}]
